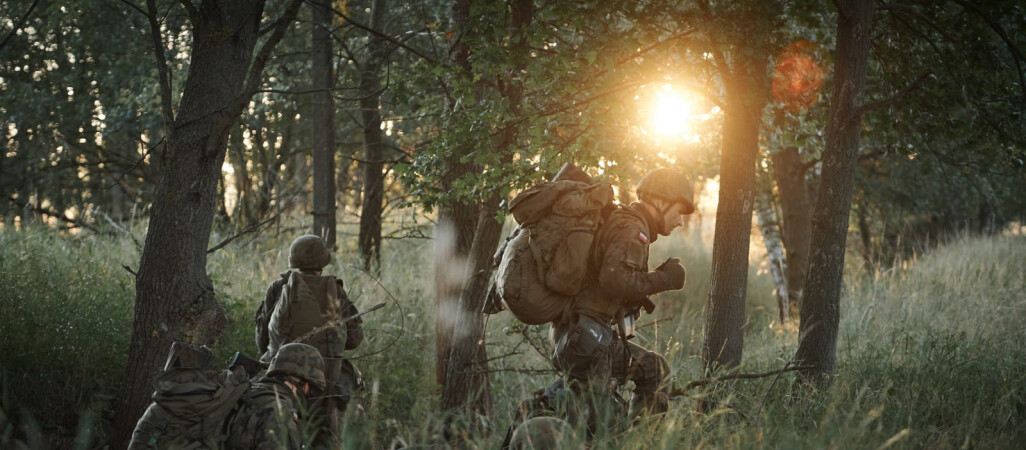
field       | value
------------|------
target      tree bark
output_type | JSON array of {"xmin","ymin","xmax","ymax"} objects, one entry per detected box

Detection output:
[
  {"xmin": 702, "ymin": 51, "xmax": 769, "ymax": 374},
  {"xmin": 441, "ymin": 197, "xmax": 501, "ymax": 415},
  {"xmin": 440, "ymin": 0, "xmax": 532, "ymax": 418},
  {"xmin": 358, "ymin": 0, "xmax": 389, "ymax": 271},
  {"xmin": 772, "ymin": 146, "xmax": 812, "ymax": 317},
  {"xmin": 435, "ymin": 0, "xmax": 479, "ymax": 386},
  {"xmin": 755, "ymin": 178, "xmax": 789, "ymax": 322},
  {"xmin": 112, "ymin": 1, "xmax": 302, "ymax": 447},
  {"xmin": 794, "ymin": 0, "xmax": 876, "ymax": 385},
  {"xmin": 855, "ymin": 195, "xmax": 876, "ymax": 274},
  {"xmin": 312, "ymin": 0, "xmax": 337, "ymax": 247}
]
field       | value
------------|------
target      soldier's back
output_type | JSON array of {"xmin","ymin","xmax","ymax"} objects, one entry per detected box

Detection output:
[{"xmin": 226, "ymin": 378, "xmax": 301, "ymax": 450}]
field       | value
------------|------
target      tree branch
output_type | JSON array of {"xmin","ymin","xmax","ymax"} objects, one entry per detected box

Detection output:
[
  {"xmin": 878, "ymin": 3, "xmax": 957, "ymax": 43},
  {"xmin": 670, "ymin": 364, "xmax": 816, "ymax": 395},
  {"xmin": 233, "ymin": 0, "xmax": 305, "ymax": 115},
  {"xmin": 7, "ymin": 195, "xmax": 104, "ymax": 235},
  {"xmin": 145, "ymin": 0, "xmax": 176, "ymax": 144},
  {"xmin": 206, "ymin": 214, "xmax": 279, "ymax": 254},
  {"xmin": 949, "ymin": 0, "xmax": 1026, "ymax": 113},
  {"xmin": 856, "ymin": 69, "xmax": 932, "ymax": 115},
  {"xmin": 0, "ymin": 0, "xmax": 40, "ymax": 52},
  {"xmin": 312, "ymin": 0, "xmax": 438, "ymax": 64}
]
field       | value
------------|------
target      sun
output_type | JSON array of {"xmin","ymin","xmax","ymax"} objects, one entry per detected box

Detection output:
[{"xmin": 649, "ymin": 85, "xmax": 693, "ymax": 138}]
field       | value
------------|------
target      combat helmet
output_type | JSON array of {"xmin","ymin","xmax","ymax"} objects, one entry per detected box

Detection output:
[
  {"xmin": 267, "ymin": 343, "xmax": 327, "ymax": 391},
  {"xmin": 289, "ymin": 235, "xmax": 331, "ymax": 270},
  {"xmin": 636, "ymin": 168, "xmax": 696, "ymax": 215}
]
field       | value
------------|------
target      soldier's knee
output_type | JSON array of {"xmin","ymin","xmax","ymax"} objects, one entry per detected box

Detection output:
[{"xmin": 634, "ymin": 353, "xmax": 669, "ymax": 390}]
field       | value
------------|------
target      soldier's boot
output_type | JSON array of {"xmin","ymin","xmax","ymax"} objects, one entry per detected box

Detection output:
[{"xmin": 628, "ymin": 352, "xmax": 670, "ymax": 421}]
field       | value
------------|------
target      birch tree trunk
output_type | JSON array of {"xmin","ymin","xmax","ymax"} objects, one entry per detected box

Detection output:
[{"xmin": 755, "ymin": 178, "xmax": 789, "ymax": 322}]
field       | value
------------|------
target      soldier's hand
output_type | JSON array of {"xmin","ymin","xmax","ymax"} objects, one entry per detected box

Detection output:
[{"xmin": 654, "ymin": 257, "xmax": 686, "ymax": 290}]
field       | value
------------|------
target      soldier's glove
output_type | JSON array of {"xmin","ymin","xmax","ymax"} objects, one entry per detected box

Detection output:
[{"xmin": 652, "ymin": 257, "xmax": 686, "ymax": 291}]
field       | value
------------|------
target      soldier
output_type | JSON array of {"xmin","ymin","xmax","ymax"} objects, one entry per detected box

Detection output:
[
  {"xmin": 227, "ymin": 343, "xmax": 327, "ymax": 450},
  {"xmin": 254, "ymin": 235, "xmax": 364, "ymax": 448},
  {"xmin": 551, "ymin": 168, "xmax": 694, "ymax": 430}
]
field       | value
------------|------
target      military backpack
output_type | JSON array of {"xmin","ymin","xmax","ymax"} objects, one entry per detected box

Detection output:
[
  {"xmin": 128, "ymin": 343, "xmax": 251, "ymax": 450},
  {"xmin": 266, "ymin": 272, "xmax": 346, "ymax": 366},
  {"xmin": 489, "ymin": 179, "xmax": 614, "ymax": 324}
]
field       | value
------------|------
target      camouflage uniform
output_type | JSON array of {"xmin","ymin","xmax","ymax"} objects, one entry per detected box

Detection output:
[
  {"xmin": 552, "ymin": 204, "xmax": 679, "ymax": 424},
  {"xmin": 254, "ymin": 236, "xmax": 365, "ymax": 448},
  {"xmin": 226, "ymin": 377, "xmax": 303, "ymax": 450}
]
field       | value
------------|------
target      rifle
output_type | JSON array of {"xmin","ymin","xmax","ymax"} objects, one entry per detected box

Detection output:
[{"xmin": 228, "ymin": 351, "xmax": 267, "ymax": 378}]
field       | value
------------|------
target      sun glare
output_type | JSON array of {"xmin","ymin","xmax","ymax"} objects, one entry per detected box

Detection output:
[{"xmin": 648, "ymin": 85, "xmax": 695, "ymax": 140}]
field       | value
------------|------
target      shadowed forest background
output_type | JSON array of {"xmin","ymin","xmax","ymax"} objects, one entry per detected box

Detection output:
[{"xmin": 1, "ymin": 0, "xmax": 1024, "ymax": 448}]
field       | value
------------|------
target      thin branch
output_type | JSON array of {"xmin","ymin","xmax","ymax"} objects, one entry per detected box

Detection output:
[
  {"xmin": 949, "ymin": 0, "xmax": 1026, "ymax": 114},
  {"xmin": 230, "ymin": 0, "xmax": 305, "ymax": 121},
  {"xmin": 0, "ymin": 0, "xmax": 40, "ymax": 52},
  {"xmin": 670, "ymin": 364, "xmax": 816, "ymax": 395},
  {"xmin": 206, "ymin": 214, "xmax": 279, "ymax": 254},
  {"xmin": 106, "ymin": 136, "xmax": 163, "ymax": 189},
  {"xmin": 100, "ymin": 211, "xmax": 142, "ymax": 249},
  {"xmin": 146, "ymin": 0, "xmax": 176, "ymax": 143},
  {"xmin": 857, "ymin": 69, "xmax": 933, "ymax": 115},
  {"xmin": 7, "ymin": 195, "xmax": 104, "ymax": 235},
  {"xmin": 312, "ymin": 0, "xmax": 438, "ymax": 64},
  {"xmin": 878, "ymin": 3, "xmax": 957, "ymax": 43},
  {"xmin": 119, "ymin": 0, "xmax": 146, "ymax": 17}
]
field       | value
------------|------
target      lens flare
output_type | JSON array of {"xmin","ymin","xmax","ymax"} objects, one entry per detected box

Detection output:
[{"xmin": 650, "ymin": 85, "xmax": 692, "ymax": 138}]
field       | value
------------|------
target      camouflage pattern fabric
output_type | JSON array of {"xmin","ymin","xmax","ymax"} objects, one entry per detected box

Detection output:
[
  {"xmin": 550, "ymin": 204, "xmax": 675, "ymax": 430},
  {"xmin": 570, "ymin": 205, "xmax": 668, "ymax": 322},
  {"xmin": 254, "ymin": 272, "xmax": 363, "ymax": 448},
  {"xmin": 225, "ymin": 377, "xmax": 302, "ymax": 450}
]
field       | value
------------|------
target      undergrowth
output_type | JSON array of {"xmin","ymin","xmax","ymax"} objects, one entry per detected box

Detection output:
[{"xmin": 0, "ymin": 225, "xmax": 1023, "ymax": 448}]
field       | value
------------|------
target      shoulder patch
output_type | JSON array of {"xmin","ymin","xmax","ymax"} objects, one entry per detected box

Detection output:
[{"xmin": 638, "ymin": 232, "xmax": 649, "ymax": 244}]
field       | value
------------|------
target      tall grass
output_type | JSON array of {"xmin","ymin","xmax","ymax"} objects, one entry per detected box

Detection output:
[{"xmin": 1, "ymin": 225, "xmax": 1023, "ymax": 448}]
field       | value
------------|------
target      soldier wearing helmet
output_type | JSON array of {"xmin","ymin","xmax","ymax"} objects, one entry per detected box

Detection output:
[
  {"xmin": 227, "ymin": 343, "xmax": 326, "ymax": 450},
  {"xmin": 253, "ymin": 235, "xmax": 364, "ymax": 448},
  {"xmin": 551, "ymin": 168, "xmax": 694, "ymax": 431}
]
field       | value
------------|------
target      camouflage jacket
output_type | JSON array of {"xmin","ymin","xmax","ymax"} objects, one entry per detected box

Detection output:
[
  {"xmin": 571, "ymin": 204, "xmax": 669, "ymax": 323},
  {"xmin": 254, "ymin": 271, "xmax": 364, "ymax": 360},
  {"xmin": 226, "ymin": 377, "xmax": 302, "ymax": 450}
]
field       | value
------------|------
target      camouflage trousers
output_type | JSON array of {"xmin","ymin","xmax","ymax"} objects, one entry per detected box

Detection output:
[{"xmin": 552, "ymin": 313, "xmax": 670, "ymax": 430}]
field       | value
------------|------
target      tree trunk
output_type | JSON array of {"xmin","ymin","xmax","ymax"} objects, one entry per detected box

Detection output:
[
  {"xmin": 772, "ymin": 146, "xmax": 812, "ymax": 317},
  {"xmin": 755, "ymin": 177, "xmax": 789, "ymax": 322},
  {"xmin": 794, "ymin": 0, "xmax": 876, "ymax": 386},
  {"xmin": 439, "ymin": 0, "xmax": 532, "ymax": 416},
  {"xmin": 112, "ymin": 1, "xmax": 301, "ymax": 446},
  {"xmin": 435, "ymin": 0, "xmax": 479, "ymax": 386},
  {"xmin": 702, "ymin": 52, "xmax": 768, "ymax": 374},
  {"xmin": 358, "ymin": 0, "xmax": 388, "ymax": 271},
  {"xmin": 312, "ymin": 0, "xmax": 337, "ymax": 247},
  {"xmin": 855, "ymin": 196, "xmax": 876, "ymax": 274},
  {"xmin": 441, "ymin": 197, "xmax": 501, "ymax": 415}
]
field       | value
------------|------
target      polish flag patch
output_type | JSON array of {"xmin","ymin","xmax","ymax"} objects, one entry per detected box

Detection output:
[{"xmin": 638, "ymin": 232, "xmax": 649, "ymax": 244}]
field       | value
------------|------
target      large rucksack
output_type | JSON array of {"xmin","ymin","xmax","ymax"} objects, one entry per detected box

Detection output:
[
  {"xmin": 490, "ymin": 179, "xmax": 614, "ymax": 324},
  {"xmin": 129, "ymin": 342, "xmax": 251, "ymax": 450},
  {"xmin": 266, "ymin": 272, "xmax": 346, "ymax": 364}
]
